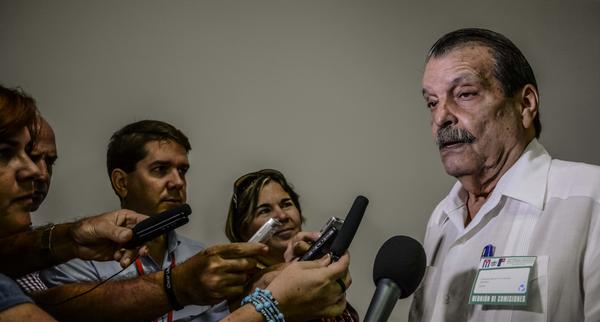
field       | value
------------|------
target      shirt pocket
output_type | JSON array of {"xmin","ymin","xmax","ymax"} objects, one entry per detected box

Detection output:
[
  {"xmin": 514, "ymin": 255, "xmax": 549, "ymax": 322},
  {"xmin": 483, "ymin": 255, "xmax": 548, "ymax": 321},
  {"xmin": 526, "ymin": 256, "xmax": 548, "ymax": 321}
]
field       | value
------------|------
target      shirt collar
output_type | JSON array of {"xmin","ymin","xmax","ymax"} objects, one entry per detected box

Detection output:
[
  {"xmin": 166, "ymin": 230, "xmax": 181, "ymax": 254},
  {"xmin": 496, "ymin": 139, "xmax": 550, "ymax": 210},
  {"xmin": 436, "ymin": 182, "xmax": 466, "ymax": 226},
  {"xmin": 436, "ymin": 139, "xmax": 551, "ymax": 225}
]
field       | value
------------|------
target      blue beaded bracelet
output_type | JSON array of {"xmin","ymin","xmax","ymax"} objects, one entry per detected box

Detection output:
[{"xmin": 241, "ymin": 288, "xmax": 285, "ymax": 322}]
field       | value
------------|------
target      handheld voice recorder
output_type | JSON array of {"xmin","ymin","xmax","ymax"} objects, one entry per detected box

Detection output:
[
  {"xmin": 299, "ymin": 217, "xmax": 344, "ymax": 261},
  {"xmin": 125, "ymin": 204, "xmax": 191, "ymax": 248},
  {"xmin": 248, "ymin": 218, "xmax": 282, "ymax": 243}
]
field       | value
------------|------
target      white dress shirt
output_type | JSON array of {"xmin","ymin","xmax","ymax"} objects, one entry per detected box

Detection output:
[{"xmin": 410, "ymin": 139, "xmax": 600, "ymax": 322}]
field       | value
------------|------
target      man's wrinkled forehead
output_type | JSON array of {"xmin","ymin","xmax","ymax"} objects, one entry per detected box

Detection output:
[
  {"xmin": 428, "ymin": 39, "xmax": 494, "ymax": 60},
  {"xmin": 422, "ymin": 74, "xmax": 487, "ymax": 97},
  {"xmin": 38, "ymin": 121, "xmax": 56, "ymax": 142},
  {"xmin": 423, "ymin": 45, "xmax": 496, "ymax": 88},
  {"xmin": 34, "ymin": 129, "xmax": 57, "ymax": 151}
]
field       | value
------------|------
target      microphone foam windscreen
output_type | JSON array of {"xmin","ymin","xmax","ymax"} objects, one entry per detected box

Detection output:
[
  {"xmin": 330, "ymin": 195, "xmax": 369, "ymax": 257},
  {"xmin": 373, "ymin": 235, "xmax": 426, "ymax": 298}
]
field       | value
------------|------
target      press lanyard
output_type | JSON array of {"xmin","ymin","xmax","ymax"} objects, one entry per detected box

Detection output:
[{"xmin": 135, "ymin": 252, "xmax": 177, "ymax": 322}]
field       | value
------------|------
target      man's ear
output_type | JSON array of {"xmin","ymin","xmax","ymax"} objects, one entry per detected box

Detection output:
[
  {"xmin": 111, "ymin": 169, "xmax": 128, "ymax": 200},
  {"xmin": 519, "ymin": 84, "xmax": 539, "ymax": 131}
]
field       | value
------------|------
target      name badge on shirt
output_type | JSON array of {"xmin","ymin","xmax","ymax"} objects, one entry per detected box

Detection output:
[{"xmin": 469, "ymin": 256, "xmax": 536, "ymax": 306}]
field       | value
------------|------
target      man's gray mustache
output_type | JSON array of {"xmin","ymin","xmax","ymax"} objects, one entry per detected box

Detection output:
[{"xmin": 435, "ymin": 127, "xmax": 475, "ymax": 148}]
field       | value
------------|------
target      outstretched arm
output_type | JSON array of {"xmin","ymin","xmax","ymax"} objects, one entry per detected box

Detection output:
[
  {"xmin": 0, "ymin": 209, "xmax": 148, "ymax": 278},
  {"xmin": 33, "ymin": 243, "xmax": 267, "ymax": 322},
  {"xmin": 0, "ymin": 303, "xmax": 58, "ymax": 322},
  {"xmin": 33, "ymin": 271, "xmax": 168, "ymax": 322}
]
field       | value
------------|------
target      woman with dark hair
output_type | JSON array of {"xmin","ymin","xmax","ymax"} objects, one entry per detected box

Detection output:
[{"xmin": 225, "ymin": 169, "xmax": 359, "ymax": 321}]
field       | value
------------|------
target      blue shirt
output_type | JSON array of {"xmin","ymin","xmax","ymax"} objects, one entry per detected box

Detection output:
[
  {"xmin": 0, "ymin": 273, "xmax": 32, "ymax": 312},
  {"xmin": 40, "ymin": 232, "xmax": 229, "ymax": 322}
]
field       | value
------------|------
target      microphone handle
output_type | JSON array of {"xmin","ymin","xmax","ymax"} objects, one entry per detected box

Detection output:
[{"xmin": 364, "ymin": 278, "xmax": 402, "ymax": 322}]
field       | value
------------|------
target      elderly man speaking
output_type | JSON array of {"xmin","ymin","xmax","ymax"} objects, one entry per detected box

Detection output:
[{"xmin": 410, "ymin": 28, "xmax": 600, "ymax": 322}]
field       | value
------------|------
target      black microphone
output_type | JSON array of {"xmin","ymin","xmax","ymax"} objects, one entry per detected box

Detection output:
[
  {"xmin": 125, "ymin": 204, "xmax": 191, "ymax": 248},
  {"xmin": 364, "ymin": 235, "xmax": 426, "ymax": 322},
  {"xmin": 329, "ymin": 195, "xmax": 368, "ymax": 261}
]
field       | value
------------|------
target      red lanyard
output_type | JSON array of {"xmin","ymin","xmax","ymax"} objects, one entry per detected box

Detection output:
[{"xmin": 135, "ymin": 252, "xmax": 177, "ymax": 322}]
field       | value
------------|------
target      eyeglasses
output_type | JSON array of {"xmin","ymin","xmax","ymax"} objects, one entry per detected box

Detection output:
[{"xmin": 232, "ymin": 169, "xmax": 284, "ymax": 210}]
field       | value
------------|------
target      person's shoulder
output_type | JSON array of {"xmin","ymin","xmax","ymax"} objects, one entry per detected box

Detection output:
[
  {"xmin": 0, "ymin": 274, "xmax": 23, "ymax": 294},
  {"xmin": 548, "ymin": 159, "xmax": 600, "ymax": 201},
  {"xmin": 0, "ymin": 274, "xmax": 32, "ymax": 310},
  {"xmin": 552, "ymin": 159, "xmax": 600, "ymax": 174}
]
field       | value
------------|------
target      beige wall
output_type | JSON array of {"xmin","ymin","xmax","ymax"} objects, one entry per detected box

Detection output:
[{"xmin": 2, "ymin": 1, "xmax": 599, "ymax": 320}]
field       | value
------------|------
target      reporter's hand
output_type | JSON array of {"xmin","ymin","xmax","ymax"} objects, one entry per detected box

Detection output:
[
  {"xmin": 173, "ymin": 242, "xmax": 268, "ymax": 306},
  {"xmin": 267, "ymin": 252, "xmax": 352, "ymax": 320},
  {"xmin": 283, "ymin": 231, "xmax": 320, "ymax": 262},
  {"xmin": 247, "ymin": 262, "xmax": 287, "ymax": 290},
  {"xmin": 69, "ymin": 209, "xmax": 149, "ymax": 267},
  {"xmin": 228, "ymin": 262, "xmax": 288, "ymax": 312}
]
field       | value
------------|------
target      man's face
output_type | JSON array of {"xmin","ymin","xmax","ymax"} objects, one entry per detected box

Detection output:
[
  {"xmin": 30, "ymin": 119, "xmax": 57, "ymax": 211},
  {"xmin": 422, "ymin": 44, "xmax": 527, "ymax": 178},
  {"xmin": 0, "ymin": 127, "xmax": 41, "ymax": 237},
  {"xmin": 121, "ymin": 140, "xmax": 189, "ymax": 215}
]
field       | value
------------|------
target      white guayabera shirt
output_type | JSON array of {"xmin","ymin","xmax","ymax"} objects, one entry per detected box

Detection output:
[{"xmin": 410, "ymin": 139, "xmax": 600, "ymax": 322}]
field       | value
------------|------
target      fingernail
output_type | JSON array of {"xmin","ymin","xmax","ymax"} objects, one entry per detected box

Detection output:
[{"xmin": 119, "ymin": 230, "xmax": 129, "ymax": 241}]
